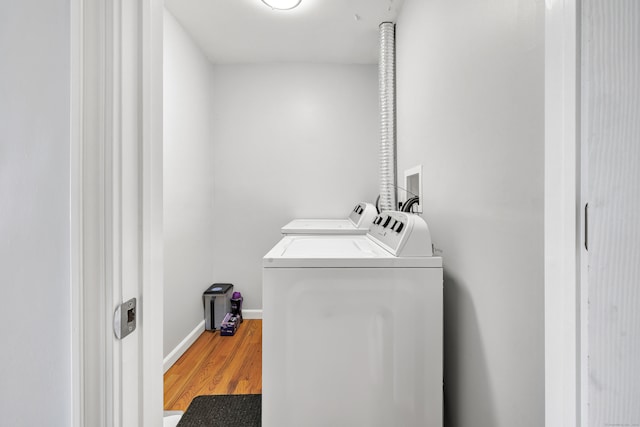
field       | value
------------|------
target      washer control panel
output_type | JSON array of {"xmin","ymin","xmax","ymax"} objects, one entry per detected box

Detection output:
[{"xmin": 368, "ymin": 211, "xmax": 433, "ymax": 256}]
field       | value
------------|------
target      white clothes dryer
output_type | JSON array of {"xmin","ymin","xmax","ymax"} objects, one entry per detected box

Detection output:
[
  {"xmin": 280, "ymin": 202, "xmax": 377, "ymax": 235},
  {"xmin": 263, "ymin": 211, "xmax": 443, "ymax": 427}
]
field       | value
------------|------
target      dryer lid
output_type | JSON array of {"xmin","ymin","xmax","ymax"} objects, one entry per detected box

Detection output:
[
  {"xmin": 280, "ymin": 202, "xmax": 377, "ymax": 235},
  {"xmin": 280, "ymin": 219, "xmax": 366, "ymax": 235}
]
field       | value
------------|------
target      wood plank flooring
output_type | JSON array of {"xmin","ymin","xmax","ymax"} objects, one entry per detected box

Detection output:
[{"xmin": 164, "ymin": 319, "xmax": 262, "ymax": 411}]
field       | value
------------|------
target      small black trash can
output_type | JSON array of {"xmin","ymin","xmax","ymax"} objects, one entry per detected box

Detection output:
[{"xmin": 203, "ymin": 283, "xmax": 233, "ymax": 331}]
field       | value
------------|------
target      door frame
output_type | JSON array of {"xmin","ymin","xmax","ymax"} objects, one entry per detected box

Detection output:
[
  {"xmin": 544, "ymin": 0, "xmax": 587, "ymax": 426},
  {"xmin": 69, "ymin": 0, "xmax": 587, "ymax": 425},
  {"xmin": 70, "ymin": 0, "xmax": 163, "ymax": 425}
]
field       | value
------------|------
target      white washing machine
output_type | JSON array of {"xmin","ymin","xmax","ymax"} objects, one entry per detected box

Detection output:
[
  {"xmin": 280, "ymin": 202, "xmax": 377, "ymax": 235},
  {"xmin": 263, "ymin": 211, "xmax": 443, "ymax": 427}
]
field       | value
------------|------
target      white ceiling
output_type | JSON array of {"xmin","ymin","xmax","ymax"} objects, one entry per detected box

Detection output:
[{"xmin": 165, "ymin": 0, "xmax": 405, "ymax": 64}]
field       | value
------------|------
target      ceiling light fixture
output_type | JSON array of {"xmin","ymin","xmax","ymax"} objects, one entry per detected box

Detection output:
[{"xmin": 261, "ymin": 0, "xmax": 301, "ymax": 11}]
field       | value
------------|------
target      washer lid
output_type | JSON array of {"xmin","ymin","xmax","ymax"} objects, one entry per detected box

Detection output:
[{"xmin": 263, "ymin": 235, "xmax": 442, "ymax": 268}]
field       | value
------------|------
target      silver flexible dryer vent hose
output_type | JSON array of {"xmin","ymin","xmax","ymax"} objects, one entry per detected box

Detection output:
[{"xmin": 378, "ymin": 22, "xmax": 397, "ymax": 212}]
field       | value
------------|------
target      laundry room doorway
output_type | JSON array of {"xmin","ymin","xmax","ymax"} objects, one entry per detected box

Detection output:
[{"xmin": 73, "ymin": 1, "xmax": 640, "ymax": 426}]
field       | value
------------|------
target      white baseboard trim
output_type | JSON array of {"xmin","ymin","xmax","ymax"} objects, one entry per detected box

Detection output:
[
  {"xmin": 163, "ymin": 320, "xmax": 205, "ymax": 373},
  {"xmin": 242, "ymin": 309, "xmax": 262, "ymax": 319}
]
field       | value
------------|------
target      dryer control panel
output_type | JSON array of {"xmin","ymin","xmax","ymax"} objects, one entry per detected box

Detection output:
[
  {"xmin": 347, "ymin": 202, "xmax": 378, "ymax": 228},
  {"xmin": 368, "ymin": 211, "xmax": 433, "ymax": 257}
]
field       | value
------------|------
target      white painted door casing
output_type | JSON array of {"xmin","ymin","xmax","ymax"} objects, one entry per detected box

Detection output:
[{"xmin": 72, "ymin": 0, "xmax": 163, "ymax": 426}]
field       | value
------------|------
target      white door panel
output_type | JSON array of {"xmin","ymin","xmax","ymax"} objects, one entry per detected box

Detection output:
[{"xmin": 584, "ymin": 0, "xmax": 640, "ymax": 424}]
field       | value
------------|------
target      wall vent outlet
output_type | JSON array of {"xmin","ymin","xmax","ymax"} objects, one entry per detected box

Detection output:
[{"xmin": 403, "ymin": 165, "xmax": 423, "ymax": 213}]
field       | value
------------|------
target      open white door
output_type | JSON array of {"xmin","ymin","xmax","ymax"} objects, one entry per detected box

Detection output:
[
  {"xmin": 546, "ymin": 2, "xmax": 640, "ymax": 426},
  {"xmin": 72, "ymin": 0, "xmax": 163, "ymax": 426},
  {"xmin": 582, "ymin": 1, "xmax": 640, "ymax": 424}
]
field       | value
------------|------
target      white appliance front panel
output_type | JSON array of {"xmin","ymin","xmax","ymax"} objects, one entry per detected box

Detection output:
[{"xmin": 262, "ymin": 267, "xmax": 443, "ymax": 427}]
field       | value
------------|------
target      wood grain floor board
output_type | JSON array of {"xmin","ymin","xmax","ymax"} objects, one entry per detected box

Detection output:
[
  {"xmin": 163, "ymin": 319, "xmax": 262, "ymax": 411},
  {"xmin": 163, "ymin": 330, "xmax": 220, "ymax": 407}
]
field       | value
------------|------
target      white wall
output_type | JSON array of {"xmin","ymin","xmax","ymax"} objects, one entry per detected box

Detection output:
[
  {"xmin": 163, "ymin": 10, "xmax": 215, "ymax": 356},
  {"xmin": 210, "ymin": 63, "xmax": 379, "ymax": 310},
  {"xmin": 584, "ymin": 1, "xmax": 640, "ymax": 424},
  {"xmin": 0, "ymin": 1, "xmax": 71, "ymax": 425},
  {"xmin": 395, "ymin": 1, "xmax": 544, "ymax": 426}
]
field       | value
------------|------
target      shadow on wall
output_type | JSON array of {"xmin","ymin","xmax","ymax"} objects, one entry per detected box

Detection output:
[{"xmin": 443, "ymin": 271, "xmax": 497, "ymax": 427}]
